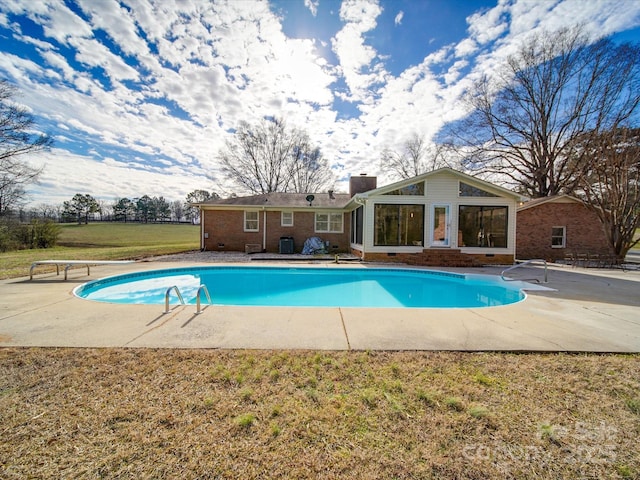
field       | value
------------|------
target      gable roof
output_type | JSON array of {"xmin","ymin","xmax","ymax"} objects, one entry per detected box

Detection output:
[
  {"xmin": 348, "ymin": 167, "xmax": 525, "ymax": 202},
  {"xmin": 197, "ymin": 168, "xmax": 525, "ymax": 211},
  {"xmin": 196, "ymin": 192, "xmax": 352, "ymax": 209},
  {"xmin": 517, "ymin": 195, "xmax": 585, "ymax": 212}
]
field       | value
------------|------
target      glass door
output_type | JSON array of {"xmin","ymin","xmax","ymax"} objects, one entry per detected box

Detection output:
[{"xmin": 431, "ymin": 205, "xmax": 450, "ymax": 247}]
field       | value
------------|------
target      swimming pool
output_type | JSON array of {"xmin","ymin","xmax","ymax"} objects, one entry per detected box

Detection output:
[{"xmin": 73, "ymin": 266, "xmax": 525, "ymax": 308}]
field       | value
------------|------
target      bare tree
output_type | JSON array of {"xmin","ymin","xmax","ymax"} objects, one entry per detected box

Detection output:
[
  {"xmin": 36, "ymin": 203, "xmax": 58, "ymax": 221},
  {"xmin": 379, "ymin": 133, "xmax": 449, "ymax": 180},
  {"xmin": 0, "ymin": 80, "xmax": 52, "ymax": 214},
  {"xmin": 447, "ymin": 26, "xmax": 640, "ymax": 197},
  {"xmin": 97, "ymin": 199, "xmax": 111, "ymax": 221},
  {"xmin": 577, "ymin": 127, "xmax": 640, "ymax": 261},
  {"xmin": 0, "ymin": 181, "xmax": 27, "ymax": 216},
  {"xmin": 171, "ymin": 200, "xmax": 184, "ymax": 222},
  {"xmin": 287, "ymin": 144, "xmax": 334, "ymax": 193},
  {"xmin": 219, "ymin": 117, "xmax": 333, "ymax": 194}
]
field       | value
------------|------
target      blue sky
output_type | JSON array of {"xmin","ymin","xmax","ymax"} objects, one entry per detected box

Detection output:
[{"xmin": 1, "ymin": 0, "xmax": 640, "ymax": 207}]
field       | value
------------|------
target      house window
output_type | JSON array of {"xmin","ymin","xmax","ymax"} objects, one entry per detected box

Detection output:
[
  {"xmin": 281, "ymin": 211, "xmax": 294, "ymax": 227},
  {"xmin": 244, "ymin": 211, "xmax": 259, "ymax": 231},
  {"xmin": 374, "ymin": 204, "xmax": 424, "ymax": 246},
  {"xmin": 431, "ymin": 204, "xmax": 450, "ymax": 246},
  {"xmin": 551, "ymin": 226, "xmax": 566, "ymax": 248},
  {"xmin": 458, "ymin": 205, "xmax": 508, "ymax": 248},
  {"xmin": 315, "ymin": 212, "xmax": 343, "ymax": 233},
  {"xmin": 351, "ymin": 206, "xmax": 364, "ymax": 244},
  {"xmin": 383, "ymin": 182, "xmax": 425, "ymax": 196},
  {"xmin": 459, "ymin": 182, "xmax": 499, "ymax": 197}
]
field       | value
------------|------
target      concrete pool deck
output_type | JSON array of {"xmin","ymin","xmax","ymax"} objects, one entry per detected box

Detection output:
[{"xmin": 1, "ymin": 256, "xmax": 639, "ymax": 351}]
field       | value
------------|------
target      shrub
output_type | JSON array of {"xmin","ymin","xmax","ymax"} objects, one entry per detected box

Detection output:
[
  {"xmin": 32, "ymin": 219, "xmax": 61, "ymax": 248},
  {"xmin": 0, "ymin": 218, "xmax": 61, "ymax": 251},
  {"xmin": 0, "ymin": 220, "xmax": 15, "ymax": 252},
  {"xmin": 0, "ymin": 218, "xmax": 22, "ymax": 251}
]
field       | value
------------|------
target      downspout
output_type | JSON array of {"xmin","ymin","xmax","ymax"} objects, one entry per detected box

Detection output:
[
  {"xmin": 262, "ymin": 207, "xmax": 267, "ymax": 253},
  {"xmin": 199, "ymin": 205, "xmax": 206, "ymax": 251}
]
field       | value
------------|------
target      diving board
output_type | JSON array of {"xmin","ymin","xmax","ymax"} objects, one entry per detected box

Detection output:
[{"xmin": 29, "ymin": 260, "xmax": 134, "ymax": 280}]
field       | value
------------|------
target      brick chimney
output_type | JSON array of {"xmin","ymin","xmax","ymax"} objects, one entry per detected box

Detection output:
[{"xmin": 349, "ymin": 174, "xmax": 377, "ymax": 197}]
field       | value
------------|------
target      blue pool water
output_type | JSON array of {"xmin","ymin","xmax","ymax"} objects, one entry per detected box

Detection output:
[{"xmin": 73, "ymin": 266, "xmax": 525, "ymax": 308}]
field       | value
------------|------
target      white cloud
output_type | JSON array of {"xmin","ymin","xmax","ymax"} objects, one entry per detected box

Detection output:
[
  {"xmin": 76, "ymin": 1, "xmax": 152, "ymax": 59},
  {"xmin": 2, "ymin": 0, "xmax": 342, "ymax": 197},
  {"xmin": 305, "ymin": 0, "xmax": 320, "ymax": 17},
  {"xmin": 348, "ymin": 0, "xmax": 640, "ymax": 181},
  {"xmin": 3, "ymin": 0, "xmax": 640, "ymax": 204},
  {"xmin": 459, "ymin": 0, "xmax": 640, "ymax": 90},
  {"xmin": 71, "ymin": 36, "xmax": 140, "ymax": 81},
  {"xmin": 466, "ymin": 2, "xmax": 509, "ymax": 45},
  {"xmin": 331, "ymin": 0, "xmax": 385, "ymax": 102},
  {"xmin": 0, "ymin": 53, "xmax": 45, "ymax": 83},
  {"xmin": 39, "ymin": 50, "xmax": 76, "ymax": 82},
  {"xmin": 32, "ymin": 0, "xmax": 94, "ymax": 45},
  {"xmin": 26, "ymin": 149, "xmax": 213, "ymax": 205},
  {"xmin": 455, "ymin": 38, "xmax": 477, "ymax": 57}
]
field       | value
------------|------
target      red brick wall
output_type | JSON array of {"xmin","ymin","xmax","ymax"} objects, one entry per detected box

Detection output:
[
  {"xmin": 202, "ymin": 210, "xmax": 261, "ymax": 251},
  {"xmin": 203, "ymin": 210, "xmax": 351, "ymax": 253},
  {"xmin": 265, "ymin": 211, "xmax": 350, "ymax": 254},
  {"xmin": 516, "ymin": 202, "xmax": 609, "ymax": 261},
  {"xmin": 361, "ymin": 250, "xmax": 513, "ymax": 266}
]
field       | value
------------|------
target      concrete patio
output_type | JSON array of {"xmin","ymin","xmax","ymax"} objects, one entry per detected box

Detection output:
[{"xmin": 1, "ymin": 256, "xmax": 639, "ymax": 351}]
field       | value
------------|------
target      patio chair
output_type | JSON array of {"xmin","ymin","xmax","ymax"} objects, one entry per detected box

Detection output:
[
  {"xmin": 575, "ymin": 252, "xmax": 589, "ymax": 268},
  {"xmin": 563, "ymin": 252, "xmax": 576, "ymax": 267}
]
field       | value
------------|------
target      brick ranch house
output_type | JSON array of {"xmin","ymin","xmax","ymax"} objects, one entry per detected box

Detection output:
[
  {"xmin": 516, "ymin": 195, "xmax": 610, "ymax": 262},
  {"xmin": 196, "ymin": 168, "xmax": 526, "ymax": 266},
  {"xmin": 196, "ymin": 190, "xmax": 353, "ymax": 255}
]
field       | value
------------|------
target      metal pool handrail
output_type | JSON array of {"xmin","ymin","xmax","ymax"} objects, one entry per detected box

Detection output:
[
  {"xmin": 164, "ymin": 285, "xmax": 185, "ymax": 313},
  {"xmin": 501, "ymin": 259, "xmax": 548, "ymax": 283},
  {"xmin": 195, "ymin": 285, "xmax": 212, "ymax": 315}
]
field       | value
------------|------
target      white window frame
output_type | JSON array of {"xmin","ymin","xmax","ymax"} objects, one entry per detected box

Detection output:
[
  {"xmin": 551, "ymin": 226, "xmax": 566, "ymax": 248},
  {"xmin": 315, "ymin": 212, "xmax": 343, "ymax": 233},
  {"xmin": 244, "ymin": 211, "xmax": 259, "ymax": 232},
  {"xmin": 281, "ymin": 211, "xmax": 294, "ymax": 227}
]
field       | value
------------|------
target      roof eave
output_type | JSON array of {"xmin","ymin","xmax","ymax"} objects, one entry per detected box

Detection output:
[
  {"xmin": 516, "ymin": 194, "xmax": 585, "ymax": 212},
  {"xmin": 362, "ymin": 167, "xmax": 524, "ymax": 200}
]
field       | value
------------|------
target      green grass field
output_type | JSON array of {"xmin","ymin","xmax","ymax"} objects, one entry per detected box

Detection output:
[
  {"xmin": 56, "ymin": 222, "xmax": 198, "ymax": 247},
  {"xmin": 0, "ymin": 222, "xmax": 199, "ymax": 279}
]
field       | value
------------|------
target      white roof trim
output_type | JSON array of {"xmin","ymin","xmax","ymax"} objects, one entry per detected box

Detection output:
[
  {"xmin": 517, "ymin": 195, "xmax": 585, "ymax": 212},
  {"xmin": 359, "ymin": 167, "xmax": 524, "ymax": 200}
]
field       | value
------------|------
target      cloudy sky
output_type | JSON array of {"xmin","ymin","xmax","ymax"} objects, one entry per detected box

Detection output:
[{"xmin": 2, "ymin": 0, "xmax": 640, "ymax": 207}]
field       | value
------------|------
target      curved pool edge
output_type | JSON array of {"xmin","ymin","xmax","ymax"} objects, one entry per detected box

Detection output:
[
  {"xmin": 6, "ymin": 260, "xmax": 639, "ymax": 351},
  {"xmin": 73, "ymin": 265, "xmax": 528, "ymax": 309}
]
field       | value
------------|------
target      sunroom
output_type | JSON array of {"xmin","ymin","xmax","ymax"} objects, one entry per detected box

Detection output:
[{"xmin": 347, "ymin": 168, "xmax": 524, "ymax": 265}]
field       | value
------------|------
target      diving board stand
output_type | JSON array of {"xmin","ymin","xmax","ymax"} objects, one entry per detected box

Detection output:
[{"xmin": 29, "ymin": 260, "xmax": 134, "ymax": 280}]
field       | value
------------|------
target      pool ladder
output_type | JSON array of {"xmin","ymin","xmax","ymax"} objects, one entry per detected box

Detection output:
[
  {"xmin": 501, "ymin": 259, "xmax": 548, "ymax": 283},
  {"xmin": 164, "ymin": 285, "xmax": 212, "ymax": 314}
]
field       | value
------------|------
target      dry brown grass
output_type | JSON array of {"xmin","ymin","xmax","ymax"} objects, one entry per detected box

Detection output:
[{"xmin": 1, "ymin": 349, "xmax": 638, "ymax": 479}]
